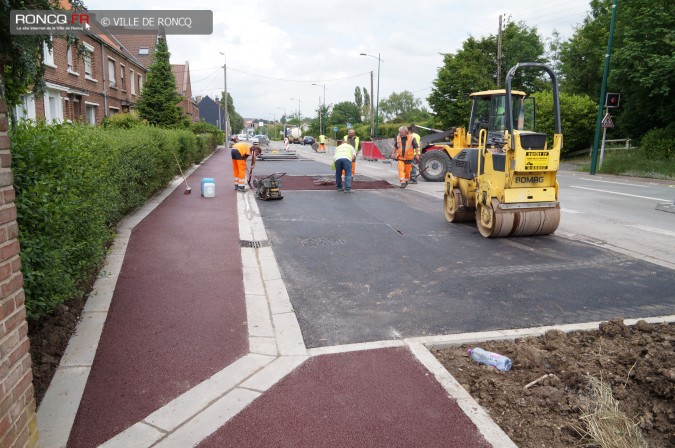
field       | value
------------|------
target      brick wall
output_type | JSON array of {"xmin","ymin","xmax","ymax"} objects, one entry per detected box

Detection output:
[
  {"xmin": 40, "ymin": 36, "xmax": 146, "ymax": 124},
  {"xmin": 0, "ymin": 100, "xmax": 38, "ymax": 447}
]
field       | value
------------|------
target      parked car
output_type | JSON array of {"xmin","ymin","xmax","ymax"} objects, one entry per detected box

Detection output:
[
  {"xmin": 302, "ymin": 136, "xmax": 315, "ymax": 146},
  {"xmin": 254, "ymin": 134, "xmax": 270, "ymax": 145}
]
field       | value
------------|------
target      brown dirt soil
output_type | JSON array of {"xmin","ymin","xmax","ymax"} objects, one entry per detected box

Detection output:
[
  {"xmin": 28, "ymin": 293, "xmax": 87, "ymax": 406},
  {"xmin": 433, "ymin": 319, "xmax": 675, "ymax": 448}
]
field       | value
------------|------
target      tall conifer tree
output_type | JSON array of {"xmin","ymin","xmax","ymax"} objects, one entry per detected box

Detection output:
[{"xmin": 136, "ymin": 35, "xmax": 182, "ymax": 127}]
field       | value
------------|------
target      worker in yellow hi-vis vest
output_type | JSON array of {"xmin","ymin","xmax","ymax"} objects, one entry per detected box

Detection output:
[
  {"xmin": 318, "ymin": 134, "xmax": 327, "ymax": 153},
  {"xmin": 341, "ymin": 129, "xmax": 360, "ymax": 179}
]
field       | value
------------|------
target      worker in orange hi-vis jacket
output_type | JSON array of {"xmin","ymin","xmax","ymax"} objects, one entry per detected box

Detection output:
[
  {"xmin": 390, "ymin": 125, "xmax": 418, "ymax": 188},
  {"xmin": 231, "ymin": 140, "xmax": 254, "ymax": 191}
]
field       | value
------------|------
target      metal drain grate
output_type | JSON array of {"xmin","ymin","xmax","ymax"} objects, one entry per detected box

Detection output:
[{"xmin": 240, "ymin": 240, "xmax": 270, "ymax": 248}]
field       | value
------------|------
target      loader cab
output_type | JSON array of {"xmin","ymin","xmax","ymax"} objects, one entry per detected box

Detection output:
[{"xmin": 468, "ymin": 90, "xmax": 532, "ymax": 146}]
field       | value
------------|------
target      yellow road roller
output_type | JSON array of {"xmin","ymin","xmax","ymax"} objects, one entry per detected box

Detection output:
[{"xmin": 444, "ymin": 62, "xmax": 562, "ymax": 237}]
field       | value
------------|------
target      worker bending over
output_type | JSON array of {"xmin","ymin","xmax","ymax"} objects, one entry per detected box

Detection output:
[
  {"xmin": 334, "ymin": 140, "xmax": 357, "ymax": 193},
  {"xmin": 391, "ymin": 126, "xmax": 418, "ymax": 188},
  {"xmin": 231, "ymin": 139, "xmax": 259, "ymax": 191}
]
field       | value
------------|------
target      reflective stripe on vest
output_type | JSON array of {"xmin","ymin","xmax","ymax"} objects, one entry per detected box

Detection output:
[{"xmin": 395, "ymin": 135, "xmax": 415, "ymax": 161}]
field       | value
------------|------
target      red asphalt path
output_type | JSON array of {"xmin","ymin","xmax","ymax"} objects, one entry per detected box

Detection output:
[
  {"xmin": 68, "ymin": 149, "xmax": 248, "ymax": 447},
  {"xmin": 63, "ymin": 148, "xmax": 496, "ymax": 447},
  {"xmin": 200, "ymin": 347, "xmax": 491, "ymax": 448}
]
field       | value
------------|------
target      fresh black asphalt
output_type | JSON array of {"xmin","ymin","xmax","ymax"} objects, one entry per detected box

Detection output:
[{"xmin": 255, "ymin": 160, "xmax": 675, "ymax": 348}]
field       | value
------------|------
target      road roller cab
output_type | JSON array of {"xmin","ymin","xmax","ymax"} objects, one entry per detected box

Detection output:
[{"xmin": 444, "ymin": 62, "xmax": 562, "ymax": 238}]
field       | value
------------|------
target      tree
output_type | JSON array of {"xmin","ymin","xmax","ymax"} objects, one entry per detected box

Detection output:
[
  {"xmin": 362, "ymin": 87, "xmax": 371, "ymax": 121},
  {"xmin": 558, "ymin": 0, "xmax": 612, "ymax": 96},
  {"xmin": 329, "ymin": 101, "xmax": 361, "ymax": 127},
  {"xmin": 0, "ymin": 0, "xmax": 85, "ymax": 113},
  {"xmin": 136, "ymin": 36, "xmax": 182, "ymax": 127},
  {"xmin": 378, "ymin": 90, "xmax": 422, "ymax": 122},
  {"xmin": 428, "ymin": 21, "xmax": 547, "ymax": 128},
  {"xmin": 354, "ymin": 87, "xmax": 362, "ymax": 110},
  {"xmin": 532, "ymin": 91, "xmax": 598, "ymax": 152},
  {"xmin": 428, "ymin": 37, "xmax": 495, "ymax": 127},
  {"xmin": 219, "ymin": 92, "xmax": 243, "ymax": 133},
  {"xmin": 611, "ymin": 0, "xmax": 674, "ymax": 138}
]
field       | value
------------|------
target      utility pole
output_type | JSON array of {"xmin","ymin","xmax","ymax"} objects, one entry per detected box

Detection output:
[
  {"xmin": 370, "ymin": 71, "xmax": 375, "ymax": 138},
  {"xmin": 317, "ymin": 96, "xmax": 322, "ymax": 136},
  {"xmin": 590, "ymin": 0, "xmax": 619, "ymax": 175},
  {"xmin": 220, "ymin": 52, "xmax": 229, "ymax": 143},
  {"xmin": 496, "ymin": 14, "xmax": 503, "ymax": 87}
]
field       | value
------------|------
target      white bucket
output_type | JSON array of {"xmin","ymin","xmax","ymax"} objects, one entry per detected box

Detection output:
[{"xmin": 203, "ymin": 182, "xmax": 215, "ymax": 198}]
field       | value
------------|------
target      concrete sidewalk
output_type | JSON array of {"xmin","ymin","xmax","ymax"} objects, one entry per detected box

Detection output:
[{"xmin": 36, "ymin": 146, "xmax": 518, "ymax": 447}]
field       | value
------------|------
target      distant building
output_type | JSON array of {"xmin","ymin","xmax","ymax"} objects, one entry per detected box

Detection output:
[
  {"xmin": 198, "ymin": 96, "xmax": 224, "ymax": 130},
  {"xmin": 171, "ymin": 62, "xmax": 199, "ymax": 123}
]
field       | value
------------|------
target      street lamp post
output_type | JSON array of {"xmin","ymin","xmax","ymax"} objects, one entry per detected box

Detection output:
[
  {"xmin": 360, "ymin": 52, "xmax": 382, "ymax": 138},
  {"xmin": 312, "ymin": 83, "xmax": 326, "ymax": 135},
  {"xmin": 219, "ymin": 52, "xmax": 229, "ymax": 142}
]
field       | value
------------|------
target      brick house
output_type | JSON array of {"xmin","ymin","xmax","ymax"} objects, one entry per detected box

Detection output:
[
  {"xmin": 14, "ymin": 25, "xmax": 149, "ymax": 126},
  {"xmin": 171, "ymin": 62, "xmax": 199, "ymax": 123}
]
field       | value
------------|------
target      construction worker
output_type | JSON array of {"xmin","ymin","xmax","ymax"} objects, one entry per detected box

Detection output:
[
  {"xmin": 334, "ymin": 140, "xmax": 357, "ymax": 193},
  {"xmin": 318, "ymin": 134, "xmax": 327, "ymax": 153},
  {"xmin": 341, "ymin": 129, "xmax": 360, "ymax": 181},
  {"xmin": 231, "ymin": 139, "xmax": 255, "ymax": 191},
  {"xmin": 390, "ymin": 125, "xmax": 418, "ymax": 188},
  {"xmin": 408, "ymin": 125, "xmax": 422, "ymax": 183}
]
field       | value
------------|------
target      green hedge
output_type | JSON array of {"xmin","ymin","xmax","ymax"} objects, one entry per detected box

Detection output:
[{"xmin": 10, "ymin": 121, "xmax": 213, "ymax": 319}]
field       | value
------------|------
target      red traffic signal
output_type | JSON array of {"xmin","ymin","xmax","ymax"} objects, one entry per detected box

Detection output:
[{"xmin": 606, "ymin": 93, "xmax": 620, "ymax": 108}]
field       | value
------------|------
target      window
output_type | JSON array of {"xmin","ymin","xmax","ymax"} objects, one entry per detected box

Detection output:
[
  {"xmin": 139, "ymin": 47, "xmax": 149, "ymax": 55},
  {"xmin": 67, "ymin": 45, "xmax": 74, "ymax": 71},
  {"xmin": 108, "ymin": 59, "xmax": 116, "ymax": 88},
  {"xmin": 83, "ymin": 42, "xmax": 95, "ymax": 79},
  {"xmin": 85, "ymin": 103, "xmax": 98, "ymax": 125},
  {"xmin": 120, "ymin": 64, "xmax": 126, "ymax": 90},
  {"xmin": 43, "ymin": 38, "xmax": 55, "ymax": 67},
  {"xmin": 44, "ymin": 89, "xmax": 64, "ymax": 123},
  {"xmin": 130, "ymin": 69, "xmax": 135, "ymax": 95},
  {"xmin": 138, "ymin": 74, "xmax": 143, "ymax": 92},
  {"xmin": 109, "ymin": 107, "xmax": 119, "ymax": 116},
  {"xmin": 15, "ymin": 94, "xmax": 36, "ymax": 121}
]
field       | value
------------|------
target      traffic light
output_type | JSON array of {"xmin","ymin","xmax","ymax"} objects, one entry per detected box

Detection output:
[{"xmin": 606, "ymin": 93, "xmax": 620, "ymax": 108}]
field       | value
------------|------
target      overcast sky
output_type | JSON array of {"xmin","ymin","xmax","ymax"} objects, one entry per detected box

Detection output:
[{"xmin": 84, "ymin": 0, "xmax": 591, "ymax": 120}]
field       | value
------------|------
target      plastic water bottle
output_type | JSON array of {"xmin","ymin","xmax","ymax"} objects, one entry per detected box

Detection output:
[{"xmin": 467, "ymin": 347, "xmax": 512, "ymax": 371}]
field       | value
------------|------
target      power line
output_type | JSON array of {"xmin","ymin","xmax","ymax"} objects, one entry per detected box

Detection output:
[{"xmin": 227, "ymin": 66, "xmax": 371, "ymax": 83}]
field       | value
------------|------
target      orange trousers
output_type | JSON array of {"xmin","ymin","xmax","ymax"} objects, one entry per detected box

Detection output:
[
  {"xmin": 318, "ymin": 143, "xmax": 326, "ymax": 153},
  {"xmin": 342, "ymin": 161, "xmax": 356, "ymax": 177},
  {"xmin": 232, "ymin": 159, "xmax": 247, "ymax": 188},
  {"xmin": 398, "ymin": 160, "xmax": 412, "ymax": 182}
]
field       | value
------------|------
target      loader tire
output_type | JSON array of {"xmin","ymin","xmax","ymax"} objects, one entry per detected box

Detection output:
[{"xmin": 420, "ymin": 150, "xmax": 451, "ymax": 182}]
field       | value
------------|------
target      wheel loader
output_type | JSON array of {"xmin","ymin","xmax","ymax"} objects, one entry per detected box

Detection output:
[{"xmin": 443, "ymin": 62, "xmax": 562, "ymax": 238}]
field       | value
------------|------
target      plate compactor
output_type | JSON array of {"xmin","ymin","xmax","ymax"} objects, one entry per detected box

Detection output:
[
  {"xmin": 252, "ymin": 173, "xmax": 285, "ymax": 200},
  {"xmin": 444, "ymin": 62, "xmax": 562, "ymax": 238}
]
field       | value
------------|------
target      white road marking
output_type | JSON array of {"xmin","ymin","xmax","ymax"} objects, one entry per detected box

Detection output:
[
  {"xmin": 578, "ymin": 177, "xmax": 648, "ymax": 187},
  {"xmin": 626, "ymin": 224, "xmax": 675, "ymax": 239},
  {"xmin": 570, "ymin": 185, "xmax": 669, "ymax": 202}
]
